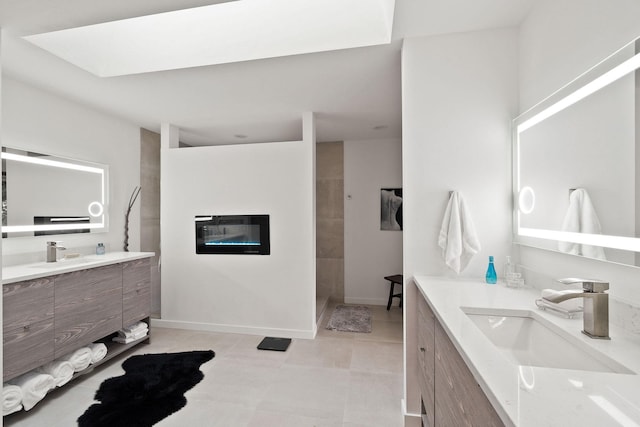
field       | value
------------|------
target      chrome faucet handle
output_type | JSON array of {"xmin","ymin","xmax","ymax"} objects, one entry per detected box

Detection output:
[{"xmin": 557, "ymin": 278, "xmax": 609, "ymax": 293}]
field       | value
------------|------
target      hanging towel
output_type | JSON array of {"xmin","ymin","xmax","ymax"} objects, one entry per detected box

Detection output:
[
  {"xmin": 558, "ymin": 188, "xmax": 606, "ymax": 260},
  {"xmin": 11, "ymin": 372, "xmax": 55, "ymax": 411},
  {"xmin": 37, "ymin": 360, "xmax": 74, "ymax": 387},
  {"xmin": 2, "ymin": 384, "xmax": 23, "ymax": 415},
  {"xmin": 59, "ymin": 347, "xmax": 92, "ymax": 372},
  {"xmin": 88, "ymin": 343, "xmax": 108, "ymax": 364},
  {"xmin": 438, "ymin": 191, "xmax": 481, "ymax": 274}
]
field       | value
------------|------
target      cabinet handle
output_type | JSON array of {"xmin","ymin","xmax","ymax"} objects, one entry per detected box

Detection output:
[
  {"xmin": 23, "ymin": 324, "xmax": 30, "ymax": 331},
  {"xmin": 419, "ymin": 347, "xmax": 426, "ymax": 352}
]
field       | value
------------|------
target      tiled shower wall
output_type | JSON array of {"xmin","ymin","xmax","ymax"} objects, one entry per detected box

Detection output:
[
  {"xmin": 316, "ymin": 142, "xmax": 344, "ymax": 302},
  {"xmin": 140, "ymin": 128, "xmax": 161, "ymax": 317}
]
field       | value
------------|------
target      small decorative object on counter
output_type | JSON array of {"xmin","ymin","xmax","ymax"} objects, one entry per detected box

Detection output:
[
  {"xmin": 124, "ymin": 186, "xmax": 141, "ymax": 252},
  {"xmin": 503, "ymin": 255, "xmax": 525, "ymax": 287},
  {"xmin": 504, "ymin": 256, "xmax": 514, "ymax": 278},
  {"xmin": 96, "ymin": 243, "xmax": 105, "ymax": 255},
  {"xmin": 485, "ymin": 256, "xmax": 497, "ymax": 284}
]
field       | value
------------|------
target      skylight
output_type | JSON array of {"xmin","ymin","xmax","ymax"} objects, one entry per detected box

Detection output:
[{"xmin": 24, "ymin": 0, "xmax": 396, "ymax": 77}]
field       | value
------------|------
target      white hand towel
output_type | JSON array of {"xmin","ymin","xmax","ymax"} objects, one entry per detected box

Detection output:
[
  {"xmin": 558, "ymin": 189, "xmax": 606, "ymax": 260},
  {"xmin": 88, "ymin": 343, "xmax": 108, "ymax": 364},
  {"xmin": 3, "ymin": 384, "xmax": 23, "ymax": 415},
  {"xmin": 122, "ymin": 321, "xmax": 148, "ymax": 334},
  {"xmin": 438, "ymin": 191, "xmax": 481, "ymax": 274},
  {"xmin": 118, "ymin": 327, "xmax": 148, "ymax": 339},
  {"xmin": 11, "ymin": 372, "xmax": 55, "ymax": 411},
  {"xmin": 37, "ymin": 360, "xmax": 74, "ymax": 387},
  {"xmin": 113, "ymin": 328, "xmax": 148, "ymax": 344},
  {"xmin": 59, "ymin": 347, "xmax": 92, "ymax": 372},
  {"xmin": 541, "ymin": 289, "xmax": 583, "ymax": 311}
]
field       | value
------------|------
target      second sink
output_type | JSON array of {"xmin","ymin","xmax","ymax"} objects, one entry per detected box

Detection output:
[{"xmin": 462, "ymin": 307, "xmax": 633, "ymax": 374}]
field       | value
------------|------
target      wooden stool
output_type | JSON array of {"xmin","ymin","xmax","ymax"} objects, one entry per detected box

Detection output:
[{"xmin": 384, "ymin": 274, "xmax": 403, "ymax": 310}]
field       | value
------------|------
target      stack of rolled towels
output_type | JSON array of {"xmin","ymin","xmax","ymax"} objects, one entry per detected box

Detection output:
[
  {"xmin": 2, "ymin": 342, "xmax": 108, "ymax": 414},
  {"xmin": 112, "ymin": 321, "xmax": 148, "ymax": 344}
]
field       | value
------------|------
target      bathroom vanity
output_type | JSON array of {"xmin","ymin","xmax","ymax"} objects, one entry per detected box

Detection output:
[
  {"xmin": 414, "ymin": 276, "xmax": 640, "ymax": 427},
  {"xmin": 3, "ymin": 252, "xmax": 154, "ymax": 382},
  {"xmin": 417, "ymin": 290, "xmax": 503, "ymax": 426}
]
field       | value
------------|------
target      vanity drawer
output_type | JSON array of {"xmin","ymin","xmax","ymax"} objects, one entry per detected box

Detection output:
[
  {"xmin": 122, "ymin": 258, "xmax": 151, "ymax": 293},
  {"xmin": 3, "ymin": 277, "xmax": 55, "ymax": 381},
  {"xmin": 3, "ymin": 277, "xmax": 55, "ymax": 332},
  {"xmin": 435, "ymin": 322, "xmax": 503, "ymax": 427},
  {"xmin": 54, "ymin": 264, "xmax": 123, "ymax": 357},
  {"xmin": 123, "ymin": 285, "xmax": 151, "ymax": 327},
  {"xmin": 3, "ymin": 318, "xmax": 55, "ymax": 381}
]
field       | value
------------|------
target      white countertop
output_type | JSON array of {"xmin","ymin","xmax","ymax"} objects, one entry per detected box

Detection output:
[
  {"xmin": 414, "ymin": 276, "xmax": 640, "ymax": 427},
  {"xmin": 2, "ymin": 252, "xmax": 155, "ymax": 284}
]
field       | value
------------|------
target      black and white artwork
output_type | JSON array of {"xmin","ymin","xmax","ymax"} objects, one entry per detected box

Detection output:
[{"xmin": 380, "ymin": 188, "xmax": 403, "ymax": 231}]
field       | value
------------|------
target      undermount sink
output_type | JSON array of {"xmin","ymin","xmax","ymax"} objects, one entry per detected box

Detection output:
[
  {"xmin": 462, "ymin": 307, "xmax": 633, "ymax": 374},
  {"xmin": 29, "ymin": 257, "xmax": 91, "ymax": 268}
]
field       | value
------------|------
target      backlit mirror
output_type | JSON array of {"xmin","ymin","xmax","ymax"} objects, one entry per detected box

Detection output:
[
  {"xmin": 2, "ymin": 147, "xmax": 109, "ymax": 238},
  {"xmin": 514, "ymin": 37, "xmax": 640, "ymax": 266}
]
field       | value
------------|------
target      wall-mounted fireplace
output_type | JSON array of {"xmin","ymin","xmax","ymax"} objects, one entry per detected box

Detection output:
[{"xmin": 195, "ymin": 214, "xmax": 270, "ymax": 255}]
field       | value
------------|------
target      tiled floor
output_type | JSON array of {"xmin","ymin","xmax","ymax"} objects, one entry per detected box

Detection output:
[{"xmin": 4, "ymin": 302, "xmax": 404, "ymax": 427}]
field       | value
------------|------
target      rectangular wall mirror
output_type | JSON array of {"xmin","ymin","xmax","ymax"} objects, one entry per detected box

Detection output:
[
  {"xmin": 513, "ymin": 36, "xmax": 640, "ymax": 266},
  {"xmin": 2, "ymin": 147, "xmax": 109, "ymax": 238}
]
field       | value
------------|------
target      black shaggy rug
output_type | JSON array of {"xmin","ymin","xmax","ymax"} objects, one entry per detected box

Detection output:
[{"xmin": 78, "ymin": 350, "xmax": 215, "ymax": 427}]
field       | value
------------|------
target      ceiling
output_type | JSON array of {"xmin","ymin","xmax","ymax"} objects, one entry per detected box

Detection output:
[{"xmin": 0, "ymin": 0, "xmax": 534, "ymax": 146}]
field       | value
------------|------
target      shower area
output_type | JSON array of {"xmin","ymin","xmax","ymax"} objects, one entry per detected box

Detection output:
[{"xmin": 316, "ymin": 141, "xmax": 345, "ymax": 325}]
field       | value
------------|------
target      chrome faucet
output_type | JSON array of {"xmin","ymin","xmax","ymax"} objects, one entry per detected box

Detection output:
[
  {"xmin": 46, "ymin": 241, "xmax": 66, "ymax": 263},
  {"xmin": 543, "ymin": 278, "xmax": 610, "ymax": 339}
]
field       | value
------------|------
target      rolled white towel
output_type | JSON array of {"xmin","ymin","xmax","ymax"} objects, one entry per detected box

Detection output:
[
  {"xmin": 541, "ymin": 289, "xmax": 583, "ymax": 311},
  {"xmin": 88, "ymin": 343, "xmax": 108, "ymax": 364},
  {"xmin": 3, "ymin": 384, "xmax": 23, "ymax": 415},
  {"xmin": 37, "ymin": 360, "xmax": 74, "ymax": 387},
  {"xmin": 11, "ymin": 372, "xmax": 55, "ymax": 411},
  {"xmin": 59, "ymin": 347, "xmax": 92, "ymax": 372}
]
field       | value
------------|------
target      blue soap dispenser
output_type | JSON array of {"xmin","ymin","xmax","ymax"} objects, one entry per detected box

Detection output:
[{"xmin": 485, "ymin": 256, "xmax": 497, "ymax": 284}]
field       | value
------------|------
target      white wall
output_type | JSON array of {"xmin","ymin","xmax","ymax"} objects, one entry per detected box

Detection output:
[
  {"xmin": 517, "ymin": 0, "xmax": 640, "ymax": 306},
  {"xmin": 1, "ymin": 77, "xmax": 141, "ymax": 264},
  {"xmin": 159, "ymin": 124, "xmax": 316, "ymax": 338},
  {"xmin": 344, "ymin": 138, "xmax": 402, "ymax": 305},
  {"xmin": 401, "ymin": 28, "xmax": 518, "ymax": 418}
]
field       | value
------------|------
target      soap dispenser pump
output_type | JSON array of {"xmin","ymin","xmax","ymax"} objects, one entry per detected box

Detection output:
[{"xmin": 485, "ymin": 256, "xmax": 497, "ymax": 284}]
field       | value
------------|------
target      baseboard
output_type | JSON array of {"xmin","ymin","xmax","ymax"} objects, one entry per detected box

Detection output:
[
  {"xmin": 344, "ymin": 297, "xmax": 388, "ymax": 306},
  {"xmin": 150, "ymin": 318, "xmax": 316, "ymax": 339}
]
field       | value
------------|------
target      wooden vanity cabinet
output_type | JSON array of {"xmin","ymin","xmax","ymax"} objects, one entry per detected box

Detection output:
[
  {"xmin": 3, "ymin": 278, "xmax": 55, "ymax": 382},
  {"xmin": 417, "ymin": 295, "xmax": 436, "ymax": 427},
  {"xmin": 418, "ymin": 293, "xmax": 503, "ymax": 427},
  {"xmin": 3, "ymin": 257, "xmax": 152, "ymax": 383},
  {"xmin": 122, "ymin": 258, "xmax": 151, "ymax": 327}
]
